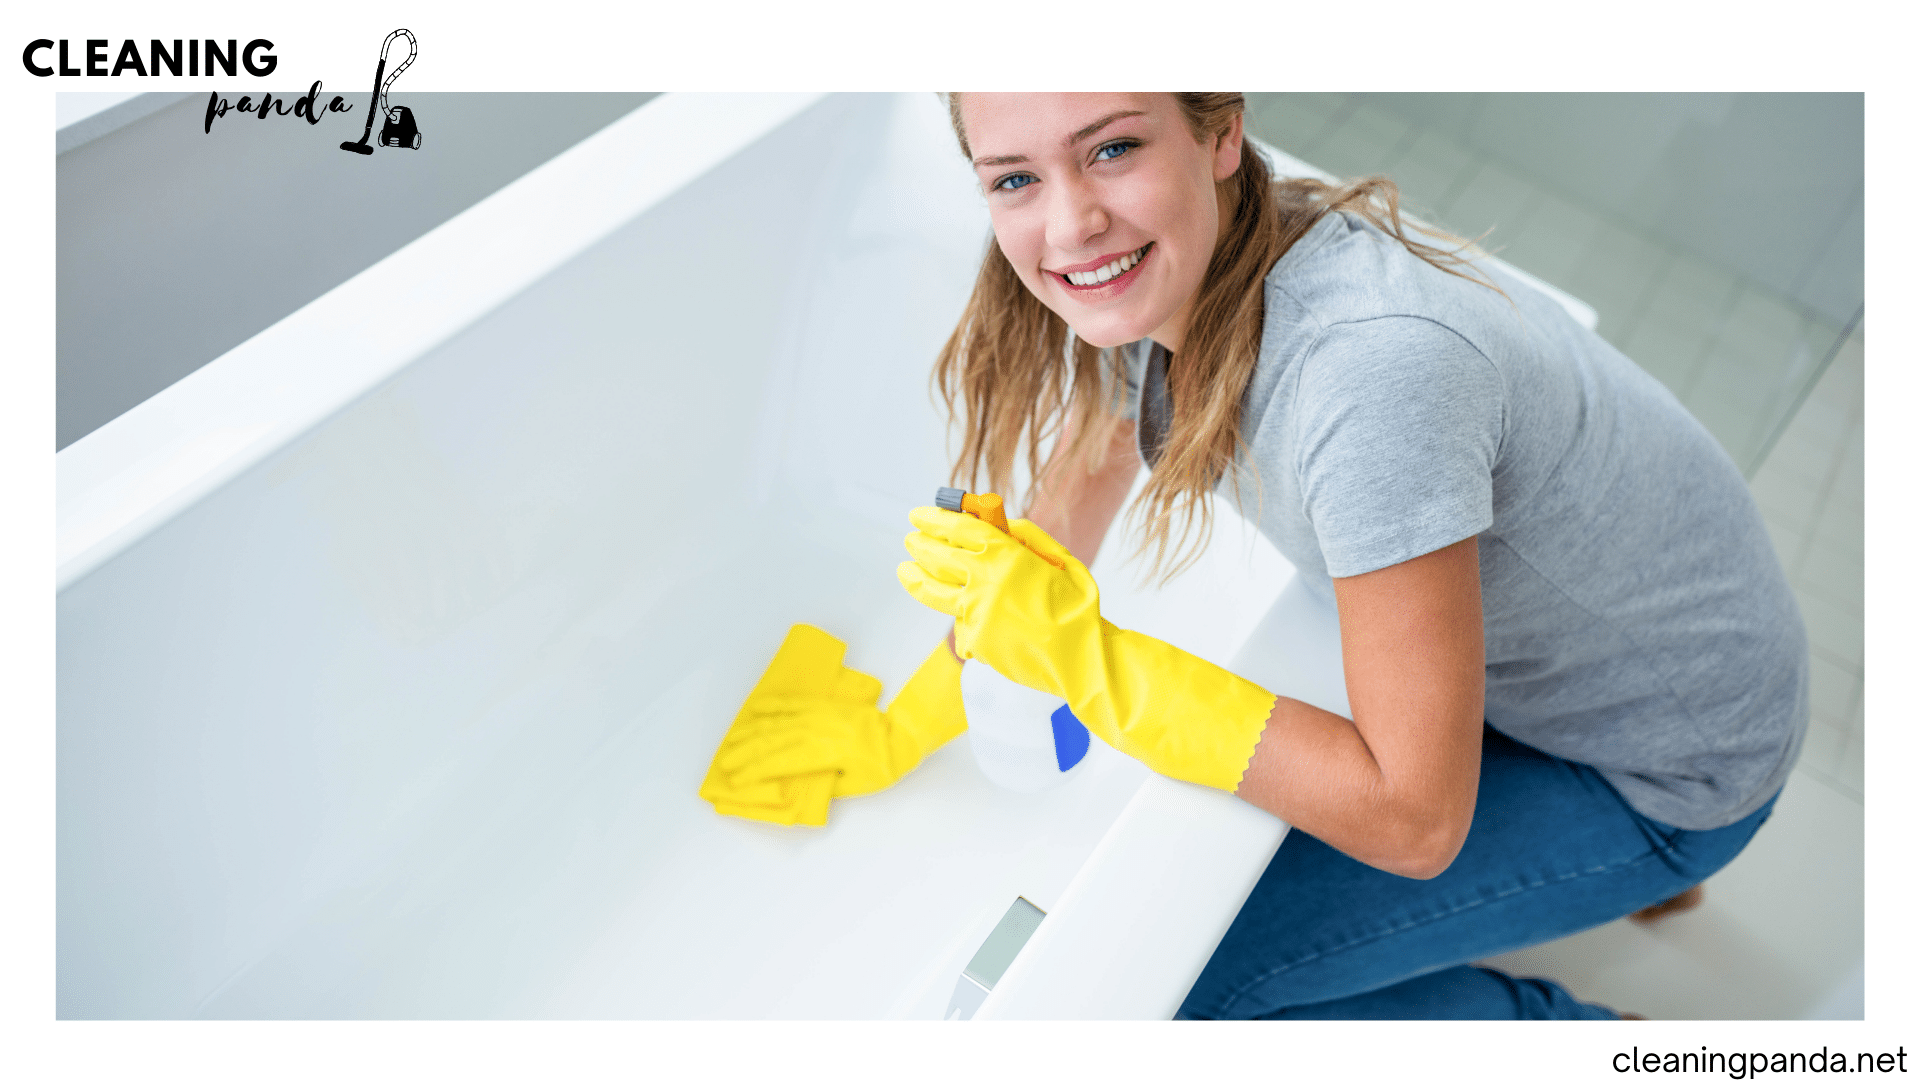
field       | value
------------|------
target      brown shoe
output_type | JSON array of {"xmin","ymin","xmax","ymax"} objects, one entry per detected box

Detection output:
[{"xmin": 1629, "ymin": 884, "xmax": 1704, "ymax": 925}]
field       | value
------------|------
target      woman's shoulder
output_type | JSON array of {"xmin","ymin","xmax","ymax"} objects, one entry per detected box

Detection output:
[{"xmin": 1263, "ymin": 210, "xmax": 1514, "ymax": 346}]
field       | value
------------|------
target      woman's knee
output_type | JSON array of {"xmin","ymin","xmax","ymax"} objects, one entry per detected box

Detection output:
[{"xmin": 1664, "ymin": 787, "xmax": 1781, "ymax": 882}]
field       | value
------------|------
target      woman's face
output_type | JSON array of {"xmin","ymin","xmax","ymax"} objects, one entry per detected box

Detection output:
[{"xmin": 958, "ymin": 93, "xmax": 1242, "ymax": 353}]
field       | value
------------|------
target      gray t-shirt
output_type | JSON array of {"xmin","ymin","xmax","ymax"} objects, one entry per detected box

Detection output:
[{"xmin": 1123, "ymin": 210, "xmax": 1807, "ymax": 830}]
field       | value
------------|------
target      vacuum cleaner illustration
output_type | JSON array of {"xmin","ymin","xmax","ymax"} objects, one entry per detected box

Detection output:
[{"xmin": 340, "ymin": 29, "xmax": 421, "ymax": 155}]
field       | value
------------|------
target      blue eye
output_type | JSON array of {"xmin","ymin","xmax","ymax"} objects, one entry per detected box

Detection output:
[
  {"xmin": 994, "ymin": 173, "xmax": 1036, "ymax": 192},
  {"xmin": 1094, "ymin": 140, "xmax": 1136, "ymax": 162}
]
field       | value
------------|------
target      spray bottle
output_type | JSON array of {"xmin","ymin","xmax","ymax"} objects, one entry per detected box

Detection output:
[{"xmin": 936, "ymin": 488, "xmax": 1091, "ymax": 792}]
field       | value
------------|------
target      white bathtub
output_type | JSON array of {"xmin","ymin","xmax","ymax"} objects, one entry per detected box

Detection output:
[
  {"xmin": 55, "ymin": 93, "xmax": 1300, "ymax": 1019},
  {"xmin": 57, "ymin": 93, "xmax": 1593, "ymax": 1019}
]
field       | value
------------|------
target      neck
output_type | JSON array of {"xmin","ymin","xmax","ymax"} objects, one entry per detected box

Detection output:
[{"xmin": 1149, "ymin": 299, "xmax": 1195, "ymax": 355}]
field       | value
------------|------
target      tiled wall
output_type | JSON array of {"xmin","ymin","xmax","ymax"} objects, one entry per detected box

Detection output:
[
  {"xmin": 1244, "ymin": 93, "xmax": 1857, "ymax": 478},
  {"xmin": 1245, "ymin": 93, "xmax": 1865, "ymax": 802}
]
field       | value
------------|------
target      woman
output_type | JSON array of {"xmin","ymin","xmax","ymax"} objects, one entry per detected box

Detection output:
[{"xmin": 892, "ymin": 93, "xmax": 1808, "ymax": 1021}]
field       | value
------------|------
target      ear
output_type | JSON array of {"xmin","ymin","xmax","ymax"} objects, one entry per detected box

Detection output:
[{"xmin": 1212, "ymin": 112, "xmax": 1244, "ymax": 182}]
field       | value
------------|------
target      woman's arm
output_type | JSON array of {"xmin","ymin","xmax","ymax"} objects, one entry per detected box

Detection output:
[
  {"xmin": 1234, "ymin": 537, "xmax": 1486, "ymax": 879},
  {"xmin": 1025, "ymin": 415, "xmax": 1143, "ymax": 566},
  {"xmin": 913, "ymin": 422, "xmax": 1481, "ymax": 878}
]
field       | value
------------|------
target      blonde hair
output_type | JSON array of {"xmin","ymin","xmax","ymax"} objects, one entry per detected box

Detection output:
[{"xmin": 935, "ymin": 93, "xmax": 1498, "ymax": 580}]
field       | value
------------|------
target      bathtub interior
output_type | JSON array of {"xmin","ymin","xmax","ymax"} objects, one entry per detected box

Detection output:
[{"xmin": 55, "ymin": 93, "xmax": 1299, "ymax": 1019}]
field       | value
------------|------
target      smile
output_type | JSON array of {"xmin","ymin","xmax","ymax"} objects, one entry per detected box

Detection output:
[{"xmin": 1055, "ymin": 242, "xmax": 1153, "ymax": 289}]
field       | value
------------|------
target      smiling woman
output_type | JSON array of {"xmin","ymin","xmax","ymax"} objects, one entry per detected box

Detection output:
[
  {"xmin": 938, "ymin": 93, "xmax": 1491, "ymax": 578},
  {"xmin": 892, "ymin": 92, "xmax": 1810, "ymax": 1020}
]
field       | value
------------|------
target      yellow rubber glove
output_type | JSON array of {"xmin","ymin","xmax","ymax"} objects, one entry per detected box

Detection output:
[
  {"xmin": 897, "ymin": 507, "xmax": 1275, "ymax": 792},
  {"xmin": 700, "ymin": 624, "xmax": 966, "ymax": 826}
]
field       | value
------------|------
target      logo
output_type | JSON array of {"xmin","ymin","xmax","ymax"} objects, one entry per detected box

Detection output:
[
  {"xmin": 340, "ymin": 30, "xmax": 421, "ymax": 156},
  {"xmin": 29, "ymin": 30, "xmax": 425, "ymax": 153}
]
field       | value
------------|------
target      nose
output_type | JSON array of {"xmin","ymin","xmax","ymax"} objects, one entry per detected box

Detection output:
[{"xmin": 1044, "ymin": 172, "xmax": 1109, "ymax": 255}]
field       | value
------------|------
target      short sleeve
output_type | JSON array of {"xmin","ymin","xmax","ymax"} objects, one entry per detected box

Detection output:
[{"xmin": 1292, "ymin": 317, "xmax": 1504, "ymax": 577}]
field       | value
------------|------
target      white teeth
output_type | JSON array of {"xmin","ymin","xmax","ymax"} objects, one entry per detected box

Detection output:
[{"xmin": 1065, "ymin": 244, "xmax": 1149, "ymax": 286}]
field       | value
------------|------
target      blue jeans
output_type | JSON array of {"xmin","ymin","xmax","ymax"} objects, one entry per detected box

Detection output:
[{"xmin": 1177, "ymin": 726, "xmax": 1780, "ymax": 1020}]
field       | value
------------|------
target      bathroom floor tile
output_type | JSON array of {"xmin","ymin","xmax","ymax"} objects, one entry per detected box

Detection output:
[
  {"xmin": 1566, "ymin": 226, "xmax": 1671, "ymax": 344},
  {"xmin": 1749, "ymin": 462, "xmax": 1824, "ymax": 537},
  {"xmin": 1693, "ymin": 337, "xmax": 1800, "ymax": 413},
  {"xmin": 1621, "ymin": 314, "xmax": 1713, "ymax": 394},
  {"xmin": 1809, "ymin": 498, "xmax": 1864, "ymax": 557},
  {"xmin": 1769, "ymin": 337, "xmax": 1840, "ymax": 413},
  {"xmin": 1795, "ymin": 316, "xmax": 1848, "ymax": 376},
  {"xmin": 1766, "ymin": 417, "xmax": 1847, "ymax": 491},
  {"xmin": 1806, "ymin": 652, "xmax": 1861, "ymax": 728},
  {"xmin": 1811, "ymin": 330, "xmax": 1865, "ymax": 404},
  {"xmin": 1643, "ymin": 255, "xmax": 1740, "ymax": 329},
  {"xmin": 1719, "ymin": 288, "xmax": 1812, "ymax": 357},
  {"xmin": 1797, "ymin": 717, "xmax": 1846, "ymax": 780},
  {"xmin": 1310, "ymin": 103, "xmax": 1415, "ymax": 181},
  {"xmin": 1835, "ymin": 727, "xmax": 1864, "ymax": 797},
  {"xmin": 1786, "ymin": 393, "xmax": 1852, "ymax": 451},
  {"xmin": 1828, "ymin": 428, "xmax": 1863, "ymax": 507},
  {"xmin": 1492, "ymin": 193, "xmax": 1606, "ymax": 286},
  {"xmin": 1692, "ymin": 348, "xmax": 1783, "ymax": 413},
  {"xmin": 1761, "ymin": 519, "xmax": 1810, "ymax": 575},
  {"xmin": 1798, "ymin": 590, "xmax": 1864, "ymax": 671},
  {"xmin": 1248, "ymin": 94, "xmax": 1346, "ymax": 158},
  {"xmin": 1441, "ymin": 161, "xmax": 1542, "ymax": 255},
  {"xmin": 1683, "ymin": 385, "xmax": 1767, "ymax": 465},
  {"xmin": 1380, "ymin": 130, "xmax": 1475, "ymax": 219},
  {"xmin": 1795, "ymin": 537, "xmax": 1863, "ymax": 618}
]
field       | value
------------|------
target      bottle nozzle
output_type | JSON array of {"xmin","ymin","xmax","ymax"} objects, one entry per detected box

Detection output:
[{"xmin": 935, "ymin": 488, "xmax": 1009, "ymax": 533}]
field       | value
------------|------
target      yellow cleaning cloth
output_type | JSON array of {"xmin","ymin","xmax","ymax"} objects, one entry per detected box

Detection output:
[
  {"xmin": 700, "ymin": 624, "xmax": 966, "ymax": 826},
  {"xmin": 699, "ymin": 624, "xmax": 844, "ymax": 826}
]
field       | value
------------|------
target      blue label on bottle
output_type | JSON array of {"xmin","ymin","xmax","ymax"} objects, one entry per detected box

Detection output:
[{"xmin": 1050, "ymin": 703, "xmax": 1090, "ymax": 771}]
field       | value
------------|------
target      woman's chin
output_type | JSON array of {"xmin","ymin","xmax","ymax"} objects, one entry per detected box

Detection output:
[{"xmin": 1063, "ymin": 314, "xmax": 1161, "ymax": 350}]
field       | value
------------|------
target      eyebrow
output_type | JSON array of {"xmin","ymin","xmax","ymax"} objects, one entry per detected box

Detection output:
[{"xmin": 971, "ymin": 109, "xmax": 1148, "ymax": 168}]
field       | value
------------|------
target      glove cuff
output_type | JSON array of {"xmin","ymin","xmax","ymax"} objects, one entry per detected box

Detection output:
[{"xmin": 1079, "ymin": 628, "xmax": 1275, "ymax": 792}]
